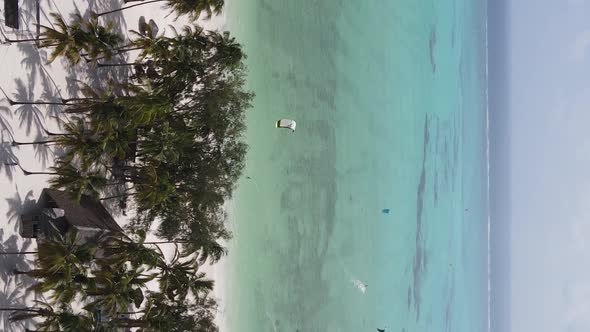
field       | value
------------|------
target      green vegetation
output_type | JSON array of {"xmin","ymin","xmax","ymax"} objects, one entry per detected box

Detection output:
[
  {"xmin": 6, "ymin": 230, "xmax": 218, "ymax": 331},
  {"xmin": 2, "ymin": 0, "xmax": 253, "ymax": 330}
]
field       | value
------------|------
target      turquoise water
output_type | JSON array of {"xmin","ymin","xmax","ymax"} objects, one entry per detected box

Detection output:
[{"xmin": 225, "ymin": 0, "xmax": 488, "ymax": 331}]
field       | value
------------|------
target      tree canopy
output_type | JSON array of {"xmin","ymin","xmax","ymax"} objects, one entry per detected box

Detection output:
[{"xmin": 3, "ymin": 4, "xmax": 251, "ymax": 331}]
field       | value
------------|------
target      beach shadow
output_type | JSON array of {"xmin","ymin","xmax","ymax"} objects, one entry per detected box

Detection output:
[
  {"xmin": 3, "ymin": 72, "xmax": 63, "ymax": 167},
  {"xmin": 0, "ymin": 102, "xmax": 15, "ymax": 140},
  {"xmin": 0, "ymin": 281, "xmax": 32, "ymax": 331},
  {"xmin": 11, "ymin": 78, "xmax": 45, "ymax": 136},
  {"xmin": 31, "ymin": 133, "xmax": 54, "ymax": 171},
  {"xmin": 0, "ymin": 140, "xmax": 18, "ymax": 181},
  {"xmin": 0, "ymin": 233, "xmax": 35, "ymax": 284},
  {"xmin": 6, "ymin": 1, "xmax": 130, "ymax": 101},
  {"xmin": 39, "ymin": 71, "xmax": 66, "ymax": 127},
  {"xmin": 5, "ymin": 186, "xmax": 36, "ymax": 232},
  {"xmin": 0, "ymin": 228, "xmax": 36, "ymax": 331},
  {"xmin": 16, "ymin": 43, "xmax": 45, "ymax": 90},
  {"xmin": 85, "ymin": 0, "xmax": 128, "ymax": 36}
]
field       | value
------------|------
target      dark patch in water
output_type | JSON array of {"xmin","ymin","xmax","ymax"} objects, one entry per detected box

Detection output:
[
  {"xmin": 433, "ymin": 170, "xmax": 439, "ymax": 206},
  {"xmin": 434, "ymin": 120, "xmax": 440, "ymax": 205},
  {"xmin": 258, "ymin": 0, "xmax": 278, "ymax": 15},
  {"xmin": 442, "ymin": 136, "xmax": 450, "ymax": 191},
  {"xmin": 445, "ymin": 300, "xmax": 452, "ymax": 332},
  {"xmin": 444, "ymin": 272, "xmax": 456, "ymax": 332},
  {"xmin": 412, "ymin": 114, "xmax": 430, "ymax": 321},
  {"xmin": 451, "ymin": 0, "xmax": 456, "ymax": 48},
  {"xmin": 429, "ymin": 27, "xmax": 437, "ymax": 73},
  {"xmin": 285, "ymin": 69, "xmax": 298, "ymax": 87}
]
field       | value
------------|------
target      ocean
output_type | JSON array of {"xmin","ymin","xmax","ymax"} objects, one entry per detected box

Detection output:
[{"xmin": 223, "ymin": 0, "xmax": 489, "ymax": 331}]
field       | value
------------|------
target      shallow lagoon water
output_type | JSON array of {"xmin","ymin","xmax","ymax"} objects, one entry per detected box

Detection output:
[{"xmin": 225, "ymin": 0, "xmax": 489, "ymax": 331}]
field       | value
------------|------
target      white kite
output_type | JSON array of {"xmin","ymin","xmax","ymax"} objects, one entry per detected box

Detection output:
[{"xmin": 276, "ymin": 119, "xmax": 296, "ymax": 132}]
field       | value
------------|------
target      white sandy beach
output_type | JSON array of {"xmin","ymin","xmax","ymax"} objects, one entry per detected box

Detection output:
[{"xmin": 0, "ymin": 0, "xmax": 230, "ymax": 330}]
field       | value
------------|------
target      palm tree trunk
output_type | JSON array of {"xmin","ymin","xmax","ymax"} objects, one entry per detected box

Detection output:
[
  {"xmin": 4, "ymin": 163, "xmax": 57, "ymax": 176},
  {"xmin": 107, "ymin": 317, "xmax": 147, "ymax": 328},
  {"xmin": 80, "ymin": 43, "xmax": 136, "ymax": 56},
  {"xmin": 21, "ymin": 170, "xmax": 56, "ymax": 176},
  {"xmin": 4, "ymin": 37, "xmax": 49, "ymax": 43},
  {"xmin": 96, "ymin": 0, "xmax": 166, "ymax": 17},
  {"xmin": 97, "ymin": 62, "xmax": 142, "ymax": 68},
  {"xmin": 60, "ymin": 97, "xmax": 104, "ymax": 104},
  {"xmin": 84, "ymin": 46, "xmax": 143, "ymax": 62},
  {"xmin": 144, "ymin": 240, "xmax": 191, "ymax": 244},
  {"xmin": 4, "ymin": 163, "xmax": 58, "ymax": 176},
  {"xmin": 100, "ymin": 192, "xmax": 137, "ymax": 201},
  {"xmin": 113, "ymin": 46, "xmax": 144, "ymax": 53},
  {"xmin": 43, "ymin": 128, "xmax": 68, "ymax": 136},
  {"xmin": 0, "ymin": 251, "xmax": 37, "ymax": 255},
  {"xmin": 12, "ymin": 140, "xmax": 57, "ymax": 146},
  {"xmin": 0, "ymin": 307, "xmax": 39, "ymax": 312},
  {"xmin": 12, "ymin": 268, "xmax": 41, "ymax": 275},
  {"xmin": 6, "ymin": 99, "xmax": 64, "ymax": 106}
]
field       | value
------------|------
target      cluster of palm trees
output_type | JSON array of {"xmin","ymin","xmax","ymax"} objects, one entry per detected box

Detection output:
[
  {"xmin": 5, "ymin": 230, "xmax": 218, "ymax": 331},
  {"xmin": 2, "ymin": 0, "xmax": 253, "ymax": 330}
]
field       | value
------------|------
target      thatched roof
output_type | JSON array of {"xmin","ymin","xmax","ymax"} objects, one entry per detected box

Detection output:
[{"xmin": 39, "ymin": 189, "xmax": 123, "ymax": 233}]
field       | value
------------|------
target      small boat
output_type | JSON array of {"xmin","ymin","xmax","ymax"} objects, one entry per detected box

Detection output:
[{"xmin": 276, "ymin": 119, "xmax": 296, "ymax": 132}]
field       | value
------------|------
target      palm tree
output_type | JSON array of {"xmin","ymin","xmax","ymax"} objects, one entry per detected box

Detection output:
[
  {"xmin": 105, "ymin": 293, "xmax": 206, "ymax": 330},
  {"xmin": 3, "ymin": 13, "xmax": 122, "ymax": 63},
  {"xmin": 1, "ymin": 300, "xmax": 55, "ymax": 323},
  {"xmin": 80, "ymin": 16, "xmax": 123, "ymax": 63},
  {"xmin": 48, "ymin": 161, "xmax": 109, "ymax": 201},
  {"xmin": 99, "ymin": 231, "xmax": 160, "ymax": 268},
  {"xmin": 8, "ymin": 301, "xmax": 96, "ymax": 332},
  {"xmin": 84, "ymin": 263, "xmax": 156, "ymax": 316},
  {"xmin": 166, "ymin": 0, "xmax": 224, "ymax": 19},
  {"xmin": 132, "ymin": 166, "xmax": 176, "ymax": 210},
  {"xmin": 37, "ymin": 13, "xmax": 122, "ymax": 64},
  {"xmin": 13, "ymin": 230, "xmax": 97, "ymax": 304},
  {"xmin": 153, "ymin": 245, "xmax": 213, "ymax": 301},
  {"xmin": 207, "ymin": 30, "xmax": 244, "ymax": 67},
  {"xmin": 6, "ymin": 160, "xmax": 108, "ymax": 201},
  {"xmin": 96, "ymin": 0, "xmax": 225, "ymax": 20},
  {"xmin": 50, "ymin": 117, "xmax": 129, "ymax": 169}
]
